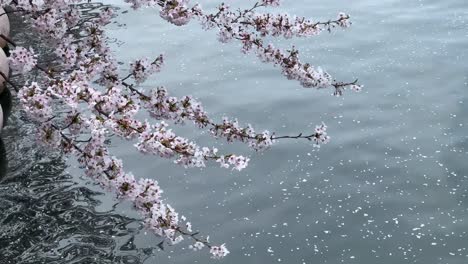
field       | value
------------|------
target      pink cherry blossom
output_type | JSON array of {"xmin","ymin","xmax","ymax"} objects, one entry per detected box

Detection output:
[
  {"xmin": 3, "ymin": 0, "xmax": 362, "ymax": 259},
  {"xmin": 9, "ymin": 46, "xmax": 37, "ymax": 73}
]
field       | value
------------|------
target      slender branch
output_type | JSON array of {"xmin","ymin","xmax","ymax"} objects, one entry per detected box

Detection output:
[
  {"xmin": 0, "ymin": 10, "xmax": 25, "ymax": 17},
  {"xmin": 0, "ymin": 34, "xmax": 17, "ymax": 47},
  {"xmin": 0, "ymin": 71, "xmax": 18, "ymax": 93}
]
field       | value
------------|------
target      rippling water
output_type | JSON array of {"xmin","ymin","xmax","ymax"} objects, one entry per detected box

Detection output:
[{"xmin": 1, "ymin": 0, "xmax": 468, "ymax": 263}]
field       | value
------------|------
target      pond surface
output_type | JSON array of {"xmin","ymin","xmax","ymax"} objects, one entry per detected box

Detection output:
[{"xmin": 1, "ymin": 0, "xmax": 468, "ymax": 263}]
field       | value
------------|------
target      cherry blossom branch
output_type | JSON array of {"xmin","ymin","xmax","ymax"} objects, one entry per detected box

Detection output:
[
  {"xmin": 151, "ymin": 0, "xmax": 361, "ymax": 93},
  {"xmin": 47, "ymin": 121, "xmax": 218, "ymax": 254},
  {"xmin": 122, "ymin": 82, "xmax": 331, "ymax": 150},
  {"xmin": 237, "ymin": 9, "xmax": 352, "ymax": 37},
  {"xmin": 3, "ymin": 0, "xmax": 362, "ymax": 259}
]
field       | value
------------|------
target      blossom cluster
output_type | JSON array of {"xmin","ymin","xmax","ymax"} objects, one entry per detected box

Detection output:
[
  {"xmin": 312, "ymin": 123, "xmax": 331, "ymax": 148},
  {"xmin": 135, "ymin": 121, "xmax": 216, "ymax": 167},
  {"xmin": 17, "ymin": 82, "xmax": 52, "ymax": 122},
  {"xmin": 9, "ymin": 46, "xmax": 37, "ymax": 73},
  {"xmin": 210, "ymin": 244, "xmax": 230, "ymax": 259},
  {"xmin": 159, "ymin": 0, "xmax": 202, "ymax": 26},
  {"xmin": 130, "ymin": 54, "xmax": 164, "ymax": 84},
  {"xmin": 211, "ymin": 117, "xmax": 275, "ymax": 151},
  {"xmin": 261, "ymin": 0, "xmax": 281, "ymax": 7},
  {"xmin": 2, "ymin": 0, "xmax": 359, "ymax": 259}
]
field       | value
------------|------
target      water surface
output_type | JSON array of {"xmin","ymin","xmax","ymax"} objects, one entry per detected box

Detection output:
[{"xmin": 1, "ymin": 0, "xmax": 468, "ymax": 263}]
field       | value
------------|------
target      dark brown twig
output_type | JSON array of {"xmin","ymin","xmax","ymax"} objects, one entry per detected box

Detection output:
[{"xmin": 0, "ymin": 71, "xmax": 18, "ymax": 93}]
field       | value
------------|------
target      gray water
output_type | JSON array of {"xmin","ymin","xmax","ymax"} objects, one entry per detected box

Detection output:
[{"xmin": 1, "ymin": 0, "xmax": 468, "ymax": 263}]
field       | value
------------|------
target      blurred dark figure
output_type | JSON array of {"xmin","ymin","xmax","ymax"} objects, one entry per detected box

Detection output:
[
  {"xmin": 0, "ymin": 137, "xmax": 6, "ymax": 179},
  {"xmin": 0, "ymin": 86, "xmax": 11, "ymax": 127}
]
